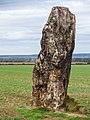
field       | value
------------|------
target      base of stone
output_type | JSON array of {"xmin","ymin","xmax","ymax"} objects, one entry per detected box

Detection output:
[
  {"xmin": 32, "ymin": 95, "xmax": 80, "ymax": 112},
  {"xmin": 66, "ymin": 96, "xmax": 80, "ymax": 112}
]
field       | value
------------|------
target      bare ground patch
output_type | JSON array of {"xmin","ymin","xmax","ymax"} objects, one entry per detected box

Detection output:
[{"xmin": 0, "ymin": 94, "xmax": 32, "ymax": 117}]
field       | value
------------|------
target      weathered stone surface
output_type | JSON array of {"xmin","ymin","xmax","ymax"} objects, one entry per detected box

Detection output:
[{"xmin": 32, "ymin": 6, "xmax": 76, "ymax": 110}]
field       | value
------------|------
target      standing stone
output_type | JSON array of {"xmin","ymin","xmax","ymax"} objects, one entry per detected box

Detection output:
[{"xmin": 32, "ymin": 6, "xmax": 76, "ymax": 110}]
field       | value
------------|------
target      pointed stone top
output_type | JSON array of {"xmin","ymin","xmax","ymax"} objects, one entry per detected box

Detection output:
[
  {"xmin": 50, "ymin": 6, "xmax": 75, "ymax": 21},
  {"xmin": 52, "ymin": 6, "xmax": 69, "ymax": 10}
]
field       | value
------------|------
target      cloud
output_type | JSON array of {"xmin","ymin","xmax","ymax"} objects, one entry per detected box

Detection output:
[
  {"xmin": 0, "ymin": 29, "xmax": 41, "ymax": 41},
  {"xmin": 0, "ymin": 39, "xmax": 40, "ymax": 55},
  {"xmin": 0, "ymin": 8, "xmax": 48, "ymax": 20},
  {"xmin": 0, "ymin": 0, "xmax": 90, "ymax": 54},
  {"xmin": 61, "ymin": 0, "xmax": 84, "ymax": 7},
  {"xmin": 0, "ymin": 7, "xmax": 46, "ymax": 42},
  {"xmin": 0, "ymin": 31, "xmax": 31, "ymax": 40}
]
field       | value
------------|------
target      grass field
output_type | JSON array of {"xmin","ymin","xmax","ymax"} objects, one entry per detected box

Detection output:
[{"xmin": 0, "ymin": 65, "xmax": 90, "ymax": 120}]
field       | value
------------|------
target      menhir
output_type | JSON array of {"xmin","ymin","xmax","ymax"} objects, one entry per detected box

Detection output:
[{"xmin": 32, "ymin": 6, "xmax": 76, "ymax": 110}]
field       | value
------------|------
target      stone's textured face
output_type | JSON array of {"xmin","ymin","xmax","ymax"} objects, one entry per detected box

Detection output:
[{"xmin": 32, "ymin": 7, "xmax": 76, "ymax": 110}]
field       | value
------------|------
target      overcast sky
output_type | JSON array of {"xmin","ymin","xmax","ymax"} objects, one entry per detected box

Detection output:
[{"xmin": 0, "ymin": 0, "xmax": 90, "ymax": 55}]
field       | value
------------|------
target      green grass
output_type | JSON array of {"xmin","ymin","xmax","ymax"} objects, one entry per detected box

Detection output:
[
  {"xmin": 16, "ymin": 107, "xmax": 66, "ymax": 120},
  {"xmin": 0, "ymin": 65, "xmax": 90, "ymax": 120},
  {"xmin": 0, "ymin": 65, "xmax": 33, "ymax": 96},
  {"xmin": 68, "ymin": 65, "xmax": 90, "ymax": 110}
]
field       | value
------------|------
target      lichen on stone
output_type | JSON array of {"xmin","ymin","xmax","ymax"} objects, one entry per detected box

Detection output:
[{"xmin": 32, "ymin": 6, "xmax": 76, "ymax": 111}]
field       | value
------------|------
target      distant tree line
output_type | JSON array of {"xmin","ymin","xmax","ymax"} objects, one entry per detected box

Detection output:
[
  {"xmin": 0, "ymin": 57, "xmax": 90, "ymax": 64},
  {"xmin": 72, "ymin": 58, "xmax": 90, "ymax": 64},
  {"xmin": 0, "ymin": 58, "xmax": 36, "ymax": 62}
]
